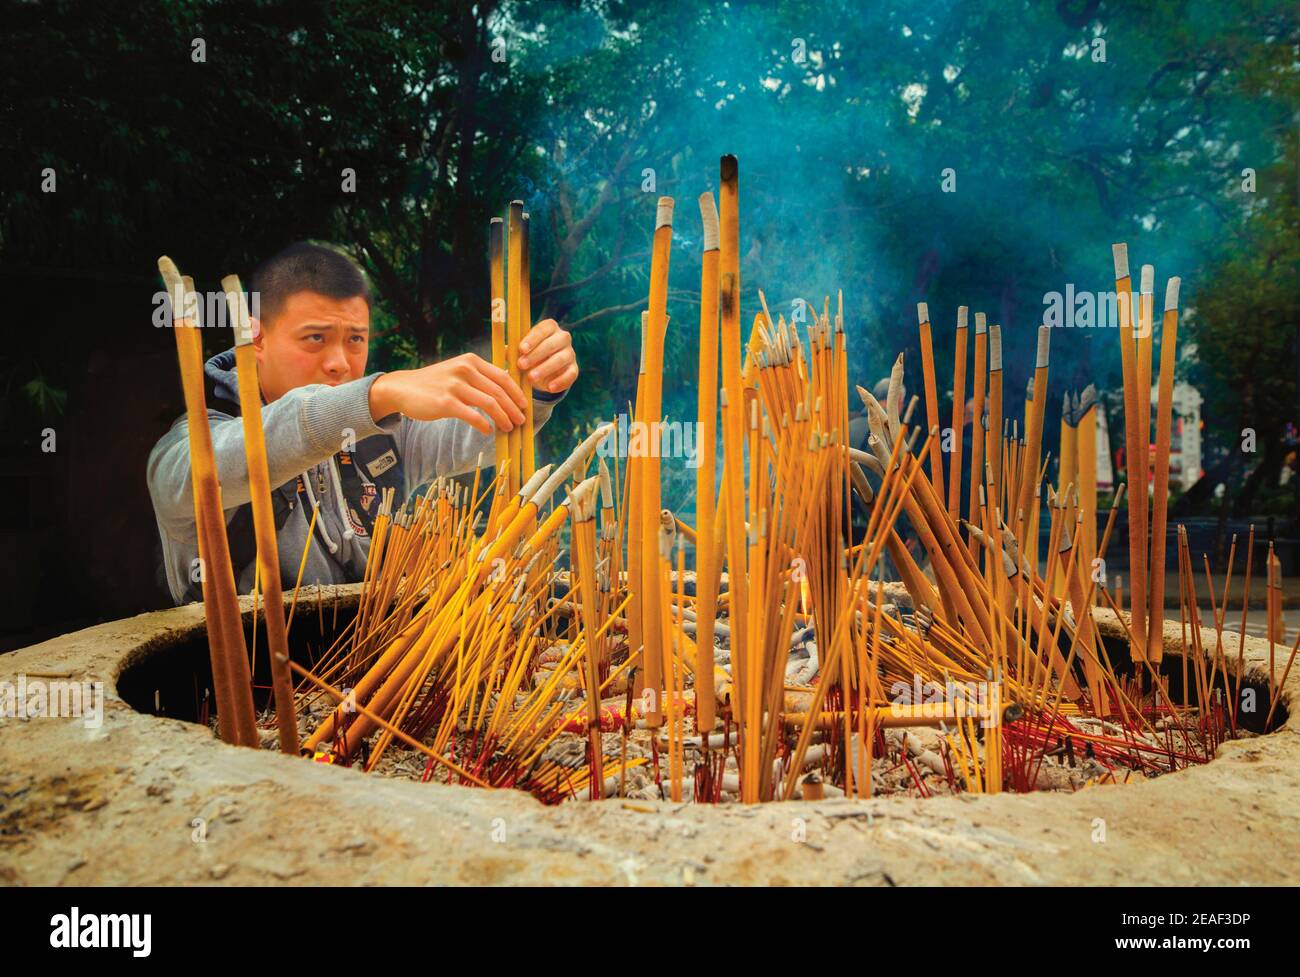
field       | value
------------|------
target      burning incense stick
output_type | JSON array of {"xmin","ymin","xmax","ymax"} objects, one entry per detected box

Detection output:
[
  {"xmin": 1134, "ymin": 264, "xmax": 1156, "ymax": 658},
  {"xmin": 520, "ymin": 211, "xmax": 536, "ymax": 482},
  {"xmin": 1076, "ymin": 384, "xmax": 1098, "ymax": 607},
  {"xmin": 966, "ymin": 314, "xmax": 988, "ymax": 554},
  {"xmin": 947, "ymin": 306, "xmax": 969, "ymax": 521},
  {"xmin": 639, "ymin": 196, "xmax": 675, "ymax": 727},
  {"xmin": 1146, "ymin": 277, "xmax": 1180, "ymax": 665},
  {"xmin": 158, "ymin": 257, "xmax": 258, "ymax": 748},
  {"xmin": 986, "ymin": 323, "xmax": 1004, "ymax": 525},
  {"xmin": 222, "ymin": 275, "xmax": 299, "ymax": 755},
  {"xmin": 718, "ymin": 154, "xmax": 750, "ymax": 716},
  {"xmin": 917, "ymin": 303, "xmax": 946, "ymax": 503},
  {"xmin": 489, "ymin": 218, "xmax": 508, "ymax": 479},
  {"xmin": 1017, "ymin": 325, "xmax": 1050, "ymax": 563},
  {"xmin": 627, "ymin": 316, "xmax": 648, "ymax": 711},
  {"xmin": 506, "ymin": 201, "xmax": 526, "ymax": 496},
  {"xmin": 1055, "ymin": 392, "xmax": 1078, "ymax": 600},
  {"xmin": 1113, "ymin": 245, "xmax": 1148, "ymax": 664},
  {"xmin": 694, "ymin": 191, "xmax": 721, "ymax": 732},
  {"xmin": 568, "ymin": 476, "xmax": 604, "ymax": 797}
]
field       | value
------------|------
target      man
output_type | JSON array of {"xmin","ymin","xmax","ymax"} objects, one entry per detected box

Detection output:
[{"xmin": 148, "ymin": 241, "xmax": 578, "ymax": 605}]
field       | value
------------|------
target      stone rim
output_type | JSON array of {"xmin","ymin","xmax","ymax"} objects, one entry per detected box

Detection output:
[{"xmin": 1, "ymin": 588, "xmax": 1295, "ymax": 886}]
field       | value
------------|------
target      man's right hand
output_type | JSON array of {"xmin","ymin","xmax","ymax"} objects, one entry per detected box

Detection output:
[{"xmin": 368, "ymin": 354, "xmax": 528, "ymax": 436}]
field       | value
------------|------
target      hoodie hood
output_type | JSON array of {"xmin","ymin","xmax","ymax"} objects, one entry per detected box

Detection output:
[{"xmin": 205, "ymin": 347, "xmax": 247, "ymax": 413}]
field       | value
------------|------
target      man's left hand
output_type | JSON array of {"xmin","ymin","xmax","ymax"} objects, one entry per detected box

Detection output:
[{"xmin": 517, "ymin": 319, "xmax": 579, "ymax": 395}]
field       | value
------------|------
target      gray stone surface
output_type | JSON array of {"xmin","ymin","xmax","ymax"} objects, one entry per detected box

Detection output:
[{"xmin": 1, "ymin": 587, "xmax": 1296, "ymax": 886}]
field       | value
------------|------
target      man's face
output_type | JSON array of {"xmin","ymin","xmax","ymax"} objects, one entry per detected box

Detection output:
[{"xmin": 252, "ymin": 291, "xmax": 370, "ymax": 402}]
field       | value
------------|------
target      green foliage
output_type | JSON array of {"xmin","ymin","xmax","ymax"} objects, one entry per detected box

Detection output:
[
  {"xmin": 2, "ymin": 0, "xmax": 1297, "ymax": 498},
  {"xmin": 21, "ymin": 374, "xmax": 67, "ymax": 416},
  {"xmin": 1188, "ymin": 141, "xmax": 1300, "ymax": 485}
]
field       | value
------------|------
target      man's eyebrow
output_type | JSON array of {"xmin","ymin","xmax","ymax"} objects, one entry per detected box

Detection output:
[{"xmin": 292, "ymin": 321, "xmax": 368, "ymax": 333}]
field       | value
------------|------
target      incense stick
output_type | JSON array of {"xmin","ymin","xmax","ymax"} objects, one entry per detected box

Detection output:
[
  {"xmin": 947, "ymin": 306, "xmax": 968, "ymax": 521},
  {"xmin": 1146, "ymin": 277, "xmax": 1180, "ymax": 665},
  {"xmin": 159, "ymin": 257, "xmax": 258, "ymax": 748},
  {"xmin": 694, "ymin": 191, "xmax": 722, "ymax": 732},
  {"xmin": 223, "ymin": 275, "xmax": 299, "ymax": 754}
]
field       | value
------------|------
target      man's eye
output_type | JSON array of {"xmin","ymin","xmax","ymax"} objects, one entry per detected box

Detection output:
[
  {"xmin": 349, "ymin": 334, "xmax": 367, "ymax": 344},
  {"xmin": 304, "ymin": 334, "xmax": 324, "ymax": 344}
]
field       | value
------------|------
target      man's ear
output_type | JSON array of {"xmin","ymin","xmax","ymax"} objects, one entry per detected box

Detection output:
[{"xmin": 250, "ymin": 317, "xmax": 265, "ymax": 359}]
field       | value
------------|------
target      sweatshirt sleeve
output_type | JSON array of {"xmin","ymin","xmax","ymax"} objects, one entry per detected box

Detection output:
[
  {"xmin": 391, "ymin": 389, "xmax": 567, "ymax": 492},
  {"xmin": 147, "ymin": 374, "xmax": 389, "ymax": 543}
]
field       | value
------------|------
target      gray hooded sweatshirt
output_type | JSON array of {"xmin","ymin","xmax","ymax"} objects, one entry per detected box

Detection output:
[{"xmin": 147, "ymin": 348, "xmax": 563, "ymax": 605}]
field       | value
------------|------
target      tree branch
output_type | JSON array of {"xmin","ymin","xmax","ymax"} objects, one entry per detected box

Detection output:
[{"xmin": 564, "ymin": 297, "xmax": 648, "ymax": 330}]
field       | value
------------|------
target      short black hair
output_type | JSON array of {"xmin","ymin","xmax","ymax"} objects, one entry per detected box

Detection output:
[{"xmin": 250, "ymin": 241, "xmax": 372, "ymax": 325}]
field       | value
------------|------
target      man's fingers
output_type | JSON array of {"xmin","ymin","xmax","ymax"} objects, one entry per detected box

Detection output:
[
  {"xmin": 465, "ymin": 368, "xmax": 525, "ymax": 426},
  {"xmin": 528, "ymin": 347, "xmax": 576, "ymax": 388},
  {"xmin": 457, "ymin": 383, "xmax": 515, "ymax": 433},
  {"xmin": 521, "ymin": 330, "xmax": 571, "ymax": 377},
  {"xmin": 472, "ymin": 357, "xmax": 527, "ymax": 410},
  {"xmin": 518, "ymin": 319, "xmax": 558, "ymax": 365},
  {"xmin": 446, "ymin": 399, "xmax": 494, "ymax": 436},
  {"xmin": 540, "ymin": 361, "xmax": 577, "ymax": 394},
  {"xmin": 546, "ymin": 362, "xmax": 579, "ymax": 394}
]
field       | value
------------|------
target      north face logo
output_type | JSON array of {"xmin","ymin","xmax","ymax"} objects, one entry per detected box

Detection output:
[{"xmin": 366, "ymin": 450, "xmax": 397, "ymax": 478}]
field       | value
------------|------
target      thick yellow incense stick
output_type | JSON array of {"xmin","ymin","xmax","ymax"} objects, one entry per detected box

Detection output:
[
  {"xmin": 1136, "ymin": 262, "xmax": 1155, "ymax": 512},
  {"xmin": 489, "ymin": 218, "xmax": 508, "ymax": 478},
  {"xmin": 506, "ymin": 201, "xmax": 525, "ymax": 495},
  {"xmin": 1113, "ymin": 244, "xmax": 1147, "ymax": 663},
  {"xmin": 694, "ymin": 191, "xmax": 721, "ymax": 731},
  {"xmin": 158, "ymin": 258, "xmax": 258, "ymax": 748},
  {"xmin": 1017, "ymin": 326, "xmax": 1050, "ymax": 570},
  {"xmin": 569, "ymin": 477, "xmax": 604, "ymax": 797},
  {"xmin": 223, "ymin": 275, "xmax": 299, "ymax": 755},
  {"xmin": 1135, "ymin": 264, "xmax": 1155, "ymax": 657},
  {"xmin": 916, "ymin": 303, "xmax": 945, "ymax": 502},
  {"xmin": 947, "ymin": 306, "xmax": 968, "ymax": 520},
  {"xmin": 1146, "ymin": 278, "xmax": 1180, "ymax": 664},
  {"xmin": 986, "ymin": 324, "xmax": 1003, "ymax": 523},
  {"xmin": 718, "ymin": 155, "xmax": 749, "ymax": 704},
  {"xmin": 639, "ymin": 197, "xmax": 675, "ymax": 727},
  {"xmin": 627, "ymin": 326, "xmax": 646, "ymax": 708},
  {"xmin": 966, "ymin": 312, "xmax": 987, "ymax": 548},
  {"xmin": 1055, "ymin": 392, "xmax": 1078, "ymax": 600},
  {"xmin": 1077, "ymin": 384, "xmax": 1098, "ymax": 605},
  {"xmin": 520, "ymin": 211, "xmax": 535, "ymax": 482}
]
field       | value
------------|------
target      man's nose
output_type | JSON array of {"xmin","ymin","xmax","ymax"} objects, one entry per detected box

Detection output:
[{"xmin": 322, "ymin": 346, "xmax": 351, "ymax": 379}]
